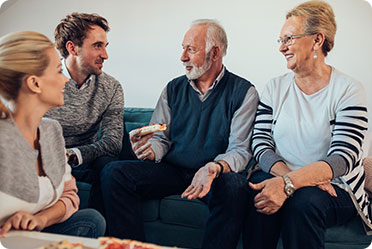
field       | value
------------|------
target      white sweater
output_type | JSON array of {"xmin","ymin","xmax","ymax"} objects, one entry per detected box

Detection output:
[{"xmin": 252, "ymin": 67, "xmax": 372, "ymax": 233}]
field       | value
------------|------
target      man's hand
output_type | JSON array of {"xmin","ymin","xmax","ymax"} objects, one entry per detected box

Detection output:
[
  {"xmin": 181, "ymin": 162, "xmax": 219, "ymax": 200},
  {"xmin": 129, "ymin": 128, "xmax": 155, "ymax": 161},
  {"xmin": 0, "ymin": 211, "xmax": 47, "ymax": 237},
  {"xmin": 249, "ymin": 176, "xmax": 287, "ymax": 215}
]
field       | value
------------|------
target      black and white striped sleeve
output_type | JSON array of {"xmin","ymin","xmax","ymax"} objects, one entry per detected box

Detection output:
[
  {"xmin": 322, "ymin": 82, "xmax": 368, "ymax": 178},
  {"xmin": 251, "ymin": 84, "xmax": 285, "ymax": 173}
]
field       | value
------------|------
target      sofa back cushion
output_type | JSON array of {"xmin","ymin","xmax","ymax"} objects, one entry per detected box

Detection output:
[{"xmin": 119, "ymin": 107, "xmax": 154, "ymax": 160}]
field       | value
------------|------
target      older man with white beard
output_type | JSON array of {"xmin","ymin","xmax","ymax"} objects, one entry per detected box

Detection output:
[{"xmin": 100, "ymin": 19, "xmax": 259, "ymax": 249}]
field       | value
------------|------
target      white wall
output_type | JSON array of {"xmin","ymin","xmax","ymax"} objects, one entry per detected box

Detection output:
[{"xmin": 1, "ymin": 0, "xmax": 372, "ymax": 129}]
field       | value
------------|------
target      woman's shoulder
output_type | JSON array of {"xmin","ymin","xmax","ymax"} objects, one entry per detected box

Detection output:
[
  {"xmin": 262, "ymin": 71, "xmax": 294, "ymax": 97},
  {"xmin": 267, "ymin": 72, "xmax": 294, "ymax": 88},
  {"xmin": 331, "ymin": 68, "xmax": 364, "ymax": 90},
  {"xmin": 40, "ymin": 118, "xmax": 64, "ymax": 141},
  {"xmin": 0, "ymin": 117, "xmax": 17, "ymax": 137},
  {"xmin": 40, "ymin": 117, "xmax": 62, "ymax": 130}
]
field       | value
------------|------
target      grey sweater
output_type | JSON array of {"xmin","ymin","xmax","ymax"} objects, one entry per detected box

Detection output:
[
  {"xmin": 0, "ymin": 117, "xmax": 79, "ymax": 225},
  {"xmin": 45, "ymin": 72, "xmax": 124, "ymax": 164},
  {"xmin": 0, "ymin": 117, "xmax": 66, "ymax": 203}
]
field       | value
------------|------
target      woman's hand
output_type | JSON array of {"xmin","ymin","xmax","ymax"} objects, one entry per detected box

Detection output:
[
  {"xmin": 317, "ymin": 183, "xmax": 337, "ymax": 197},
  {"xmin": 249, "ymin": 176, "xmax": 287, "ymax": 215},
  {"xmin": 0, "ymin": 211, "xmax": 47, "ymax": 236}
]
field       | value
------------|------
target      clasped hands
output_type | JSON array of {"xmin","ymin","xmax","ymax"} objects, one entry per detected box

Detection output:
[
  {"xmin": 249, "ymin": 177, "xmax": 337, "ymax": 215},
  {"xmin": 0, "ymin": 211, "xmax": 47, "ymax": 237}
]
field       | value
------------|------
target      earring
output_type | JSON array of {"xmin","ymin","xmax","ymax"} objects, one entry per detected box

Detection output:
[{"xmin": 313, "ymin": 52, "xmax": 317, "ymax": 59}]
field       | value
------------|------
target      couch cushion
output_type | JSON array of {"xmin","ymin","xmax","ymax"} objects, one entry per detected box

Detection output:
[
  {"xmin": 325, "ymin": 215, "xmax": 372, "ymax": 245},
  {"xmin": 76, "ymin": 181, "xmax": 91, "ymax": 209},
  {"xmin": 159, "ymin": 195, "xmax": 209, "ymax": 228},
  {"xmin": 119, "ymin": 107, "xmax": 154, "ymax": 160},
  {"xmin": 124, "ymin": 107, "xmax": 154, "ymax": 130}
]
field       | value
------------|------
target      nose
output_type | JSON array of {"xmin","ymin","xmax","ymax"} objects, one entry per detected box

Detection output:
[
  {"xmin": 180, "ymin": 49, "xmax": 189, "ymax": 62},
  {"xmin": 101, "ymin": 47, "xmax": 109, "ymax": 60},
  {"xmin": 279, "ymin": 42, "xmax": 287, "ymax": 53}
]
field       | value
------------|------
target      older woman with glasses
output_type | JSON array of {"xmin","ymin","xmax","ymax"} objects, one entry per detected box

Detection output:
[{"xmin": 245, "ymin": 1, "xmax": 370, "ymax": 249}]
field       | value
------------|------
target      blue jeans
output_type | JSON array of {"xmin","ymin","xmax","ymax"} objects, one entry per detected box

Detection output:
[
  {"xmin": 101, "ymin": 160, "xmax": 250, "ymax": 249},
  {"xmin": 42, "ymin": 209, "xmax": 106, "ymax": 238},
  {"xmin": 243, "ymin": 171, "xmax": 357, "ymax": 249}
]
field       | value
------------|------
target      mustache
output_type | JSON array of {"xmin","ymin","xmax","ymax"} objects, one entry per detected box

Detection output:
[{"xmin": 183, "ymin": 62, "xmax": 194, "ymax": 67}]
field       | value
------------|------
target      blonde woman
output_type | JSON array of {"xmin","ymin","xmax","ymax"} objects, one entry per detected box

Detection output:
[
  {"xmin": 246, "ymin": 1, "xmax": 370, "ymax": 248},
  {"xmin": 0, "ymin": 31, "xmax": 105, "ymax": 237}
]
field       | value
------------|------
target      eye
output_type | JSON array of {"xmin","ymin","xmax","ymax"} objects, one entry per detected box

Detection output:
[
  {"xmin": 283, "ymin": 36, "xmax": 292, "ymax": 45},
  {"xmin": 93, "ymin": 43, "xmax": 102, "ymax": 49},
  {"xmin": 188, "ymin": 47, "xmax": 197, "ymax": 53}
]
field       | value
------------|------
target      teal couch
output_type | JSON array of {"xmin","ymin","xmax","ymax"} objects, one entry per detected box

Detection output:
[{"xmin": 77, "ymin": 107, "xmax": 372, "ymax": 249}]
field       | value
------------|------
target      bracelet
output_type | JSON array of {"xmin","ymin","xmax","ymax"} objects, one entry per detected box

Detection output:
[{"xmin": 214, "ymin": 161, "xmax": 224, "ymax": 178}]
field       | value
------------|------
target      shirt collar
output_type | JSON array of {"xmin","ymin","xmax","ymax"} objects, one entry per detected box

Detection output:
[
  {"xmin": 63, "ymin": 59, "xmax": 93, "ymax": 89},
  {"xmin": 189, "ymin": 66, "xmax": 225, "ymax": 95}
]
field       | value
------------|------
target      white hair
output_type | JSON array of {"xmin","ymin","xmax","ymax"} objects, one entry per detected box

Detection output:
[{"xmin": 191, "ymin": 19, "xmax": 228, "ymax": 57}]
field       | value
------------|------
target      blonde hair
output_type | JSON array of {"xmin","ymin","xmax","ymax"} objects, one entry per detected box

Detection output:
[
  {"xmin": 0, "ymin": 31, "xmax": 54, "ymax": 118},
  {"xmin": 286, "ymin": 0, "xmax": 336, "ymax": 56}
]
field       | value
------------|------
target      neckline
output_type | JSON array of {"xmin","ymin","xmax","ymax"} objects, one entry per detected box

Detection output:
[
  {"xmin": 5, "ymin": 115, "xmax": 41, "ymax": 153},
  {"xmin": 292, "ymin": 66, "xmax": 334, "ymax": 97}
]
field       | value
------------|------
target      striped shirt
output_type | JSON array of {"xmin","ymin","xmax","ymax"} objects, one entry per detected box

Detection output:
[{"xmin": 252, "ymin": 67, "xmax": 372, "ymax": 233}]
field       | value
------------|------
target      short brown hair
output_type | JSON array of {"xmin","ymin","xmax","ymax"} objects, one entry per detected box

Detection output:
[
  {"xmin": 54, "ymin": 12, "xmax": 110, "ymax": 58},
  {"xmin": 0, "ymin": 31, "xmax": 54, "ymax": 118},
  {"xmin": 286, "ymin": 0, "xmax": 336, "ymax": 56}
]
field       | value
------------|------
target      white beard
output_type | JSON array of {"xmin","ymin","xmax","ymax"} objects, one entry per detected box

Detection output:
[{"xmin": 184, "ymin": 55, "xmax": 213, "ymax": 80}]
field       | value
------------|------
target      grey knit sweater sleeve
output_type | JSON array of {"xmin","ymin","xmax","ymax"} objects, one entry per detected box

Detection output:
[{"xmin": 45, "ymin": 72, "xmax": 124, "ymax": 164}]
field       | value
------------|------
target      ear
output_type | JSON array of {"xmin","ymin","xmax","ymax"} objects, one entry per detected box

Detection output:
[
  {"xmin": 211, "ymin": 46, "xmax": 221, "ymax": 61},
  {"xmin": 313, "ymin": 33, "xmax": 325, "ymax": 51},
  {"xmin": 24, "ymin": 75, "xmax": 42, "ymax": 94},
  {"xmin": 66, "ymin": 40, "xmax": 78, "ymax": 56}
]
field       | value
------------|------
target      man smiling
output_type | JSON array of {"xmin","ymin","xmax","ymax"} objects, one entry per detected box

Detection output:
[
  {"xmin": 101, "ymin": 19, "xmax": 259, "ymax": 249},
  {"xmin": 45, "ymin": 12, "xmax": 124, "ymax": 215}
]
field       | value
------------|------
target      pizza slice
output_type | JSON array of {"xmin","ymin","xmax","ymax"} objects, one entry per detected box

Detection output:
[
  {"xmin": 137, "ymin": 124, "xmax": 167, "ymax": 136},
  {"xmin": 38, "ymin": 240, "xmax": 83, "ymax": 249},
  {"xmin": 98, "ymin": 237, "xmax": 165, "ymax": 249}
]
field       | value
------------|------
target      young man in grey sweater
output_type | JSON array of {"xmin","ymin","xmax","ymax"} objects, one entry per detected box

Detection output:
[{"xmin": 45, "ymin": 13, "xmax": 124, "ymax": 214}]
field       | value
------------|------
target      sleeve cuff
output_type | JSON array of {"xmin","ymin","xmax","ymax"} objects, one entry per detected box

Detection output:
[
  {"xmin": 149, "ymin": 139, "xmax": 165, "ymax": 163},
  {"xmin": 321, "ymin": 154, "xmax": 347, "ymax": 178},
  {"xmin": 71, "ymin": 148, "xmax": 83, "ymax": 165},
  {"xmin": 259, "ymin": 150, "xmax": 285, "ymax": 173}
]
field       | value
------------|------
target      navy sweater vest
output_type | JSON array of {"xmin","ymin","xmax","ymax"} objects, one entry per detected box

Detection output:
[{"xmin": 163, "ymin": 69, "xmax": 252, "ymax": 169}]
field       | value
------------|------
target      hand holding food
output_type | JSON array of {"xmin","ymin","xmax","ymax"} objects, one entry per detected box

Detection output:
[{"xmin": 129, "ymin": 124, "xmax": 167, "ymax": 160}]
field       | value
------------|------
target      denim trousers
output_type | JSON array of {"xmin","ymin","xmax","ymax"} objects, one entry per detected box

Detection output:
[
  {"xmin": 71, "ymin": 156, "xmax": 118, "ymax": 216},
  {"xmin": 100, "ymin": 160, "xmax": 250, "ymax": 249},
  {"xmin": 243, "ymin": 171, "xmax": 357, "ymax": 249},
  {"xmin": 42, "ymin": 209, "xmax": 106, "ymax": 238}
]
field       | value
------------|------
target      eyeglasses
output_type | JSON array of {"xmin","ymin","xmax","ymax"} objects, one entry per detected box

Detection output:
[{"xmin": 277, "ymin": 33, "xmax": 315, "ymax": 46}]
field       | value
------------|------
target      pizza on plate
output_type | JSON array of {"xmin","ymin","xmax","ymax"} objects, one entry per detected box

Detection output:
[
  {"xmin": 38, "ymin": 240, "xmax": 83, "ymax": 249},
  {"xmin": 98, "ymin": 237, "xmax": 164, "ymax": 249}
]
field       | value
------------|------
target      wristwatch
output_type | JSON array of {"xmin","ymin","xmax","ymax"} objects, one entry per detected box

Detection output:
[
  {"xmin": 66, "ymin": 149, "xmax": 79, "ymax": 168},
  {"xmin": 282, "ymin": 174, "xmax": 295, "ymax": 197}
]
